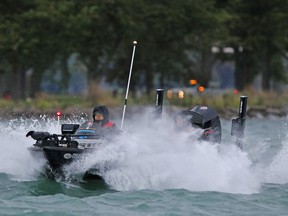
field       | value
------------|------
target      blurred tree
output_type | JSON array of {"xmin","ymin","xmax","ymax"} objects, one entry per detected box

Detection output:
[
  {"xmin": 103, "ymin": 0, "xmax": 227, "ymax": 94},
  {"xmin": 0, "ymin": 0, "xmax": 287, "ymax": 100},
  {"xmin": 223, "ymin": 0, "xmax": 288, "ymax": 91},
  {"xmin": 0, "ymin": 0, "xmax": 35, "ymax": 99},
  {"xmin": 0, "ymin": 0, "xmax": 77, "ymax": 98},
  {"xmin": 255, "ymin": 0, "xmax": 288, "ymax": 90}
]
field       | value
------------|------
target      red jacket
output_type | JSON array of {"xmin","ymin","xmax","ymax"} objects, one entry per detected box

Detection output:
[{"xmin": 102, "ymin": 121, "xmax": 116, "ymax": 128}]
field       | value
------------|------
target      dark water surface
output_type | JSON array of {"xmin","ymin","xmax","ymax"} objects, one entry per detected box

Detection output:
[{"xmin": 0, "ymin": 116, "xmax": 288, "ymax": 215}]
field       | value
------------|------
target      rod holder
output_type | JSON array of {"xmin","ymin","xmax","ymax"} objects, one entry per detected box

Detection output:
[
  {"xmin": 154, "ymin": 89, "xmax": 164, "ymax": 119},
  {"xmin": 231, "ymin": 96, "xmax": 248, "ymax": 149}
]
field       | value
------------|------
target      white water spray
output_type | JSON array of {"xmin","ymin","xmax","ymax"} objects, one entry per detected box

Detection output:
[
  {"xmin": 0, "ymin": 114, "xmax": 265, "ymax": 194},
  {"xmin": 0, "ymin": 117, "xmax": 81, "ymax": 181},
  {"xmin": 63, "ymin": 112, "xmax": 261, "ymax": 194}
]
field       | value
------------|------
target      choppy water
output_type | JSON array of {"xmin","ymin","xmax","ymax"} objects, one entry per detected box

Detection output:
[{"xmin": 1, "ymin": 113, "xmax": 288, "ymax": 215}]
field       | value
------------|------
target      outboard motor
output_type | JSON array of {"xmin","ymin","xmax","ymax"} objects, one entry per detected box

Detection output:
[{"xmin": 188, "ymin": 105, "xmax": 222, "ymax": 143}]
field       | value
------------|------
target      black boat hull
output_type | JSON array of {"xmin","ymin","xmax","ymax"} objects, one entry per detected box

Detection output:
[
  {"xmin": 43, "ymin": 146, "xmax": 87, "ymax": 169},
  {"xmin": 42, "ymin": 146, "xmax": 105, "ymax": 181}
]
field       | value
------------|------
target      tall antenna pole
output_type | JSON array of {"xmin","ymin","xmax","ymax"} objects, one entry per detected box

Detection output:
[{"xmin": 120, "ymin": 41, "xmax": 137, "ymax": 130}]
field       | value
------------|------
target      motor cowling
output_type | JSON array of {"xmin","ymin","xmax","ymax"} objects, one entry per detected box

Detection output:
[{"xmin": 188, "ymin": 105, "xmax": 222, "ymax": 143}]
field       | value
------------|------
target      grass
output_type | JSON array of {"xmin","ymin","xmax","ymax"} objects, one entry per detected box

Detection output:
[
  {"xmin": 164, "ymin": 90, "xmax": 288, "ymax": 109},
  {"xmin": 0, "ymin": 89, "xmax": 287, "ymax": 112}
]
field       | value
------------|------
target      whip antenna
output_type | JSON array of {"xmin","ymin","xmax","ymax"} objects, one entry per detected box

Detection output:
[{"xmin": 120, "ymin": 41, "xmax": 137, "ymax": 130}]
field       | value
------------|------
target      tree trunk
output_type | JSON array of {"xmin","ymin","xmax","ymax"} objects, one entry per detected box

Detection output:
[
  {"xmin": 199, "ymin": 49, "xmax": 214, "ymax": 87},
  {"xmin": 234, "ymin": 48, "xmax": 256, "ymax": 91},
  {"xmin": 234, "ymin": 47, "xmax": 245, "ymax": 91},
  {"xmin": 262, "ymin": 40, "xmax": 272, "ymax": 91},
  {"xmin": 244, "ymin": 51, "xmax": 256, "ymax": 88},
  {"xmin": 145, "ymin": 68, "xmax": 153, "ymax": 95},
  {"xmin": 11, "ymin": 63, "xmax": 26, "ymax": 100},
  {"xmin": 30, "ymin": 69, "xmax": 42, "ymax": 98},
  {"xmin": 160, "ymin": 70, "xmax": 165, "ymax": 89}
]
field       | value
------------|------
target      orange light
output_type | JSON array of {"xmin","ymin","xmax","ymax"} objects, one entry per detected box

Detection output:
[
  {"xmin": 198, "ymin": 86, "xmax": 205, "ymax": 92},
  {"xmin": 189, "ymin": 79, "xmax": 198, "ymax": 85},
  {"xmin": 56, "ymin": 111, "xmax": 62, "ymax": 117}
]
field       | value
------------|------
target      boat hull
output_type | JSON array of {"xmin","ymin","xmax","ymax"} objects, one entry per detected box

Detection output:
[
  {"xmin": 42, "ymin": 146, "xmax": 88, "ymax": 169},
  {"xmin": 42, "ymin": 146, "xmax": 104, "ymax": 181}
]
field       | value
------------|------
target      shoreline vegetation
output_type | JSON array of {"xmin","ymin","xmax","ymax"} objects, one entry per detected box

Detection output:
[{"xmin": 0, "ymin": 91, "xmax": 288, "ymax": 120}]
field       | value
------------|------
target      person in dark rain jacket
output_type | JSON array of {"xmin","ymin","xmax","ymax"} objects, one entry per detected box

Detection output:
[{"xmin": 76, "ymin": 105, "xmax": 120, "ymax": 139}]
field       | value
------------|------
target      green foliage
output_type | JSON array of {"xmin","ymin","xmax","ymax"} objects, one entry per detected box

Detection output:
[
  {"xmin": 223, "ymin": 0, "xmax": 288, "ymax": 90},
  {"xmin": 0, "ymin": 0, "xmax": 288, "ymax": 98},
  {"xmin": 0, "ymin": 91, "xmax": 288, "ymax": 117},
  {"xmin": 0, "ymin": 99, "xmax": 14, "ymax": 108},
  {"xmin": 163, "ymin": 90, "xmax": 288, "ymax": 110}
]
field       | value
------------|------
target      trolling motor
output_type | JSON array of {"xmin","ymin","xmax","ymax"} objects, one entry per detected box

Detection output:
[
  {"xmin": 26, "ymin": 124, "xmax": 80, "ymax": 141},
  {"xmin": 26, "ymin": 131, "xmax": 51, "ymax": 141},
  {"xmin": 231, "ymin": 96, "xmax": 248, "ymax": 150}
]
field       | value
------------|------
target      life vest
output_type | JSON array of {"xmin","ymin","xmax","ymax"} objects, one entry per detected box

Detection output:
[{"xmin": 102, "ymin": 121, "xmax": 115, "ymax": 128}]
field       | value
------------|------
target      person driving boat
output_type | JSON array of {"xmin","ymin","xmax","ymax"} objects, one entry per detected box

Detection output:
[{"xmin": 173, "ymin": 105, "xmax": 221, "ymax": 144}]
